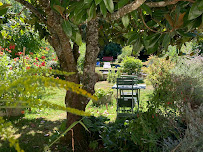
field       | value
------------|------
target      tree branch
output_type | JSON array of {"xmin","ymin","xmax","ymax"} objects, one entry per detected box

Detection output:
[
  {"xmin": 146, "ymin": 0, "xmax": 194, "ymax": 7},
  {"xmin": 15, "ymin": 0, "xmax": 47, "ymax": 24},
  {"xmin": 139, "ymin": 9, "xmax": 160, "ymax": 33},
  {"xmin": 110, "ymin": 0, "xmax": 146, "ymax": 21},
  {"xmin": 109, "ymin": 0, "xmax": 194, "ymax": 21}
]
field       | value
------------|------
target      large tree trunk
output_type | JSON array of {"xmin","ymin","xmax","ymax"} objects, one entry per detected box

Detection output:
[
  {"xmin": 48, "ymin": 19, "xmax": 99, "ymax": 151},
  {"xmin": 16, "ymin": 0, "xmax": 99, "ymax": 149}
]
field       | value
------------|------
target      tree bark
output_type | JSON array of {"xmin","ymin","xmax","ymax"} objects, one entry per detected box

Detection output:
[
  {"xmin": 83, "ymin": 18, "xmax": 100, "ymax": 94},
  {"xmin": 47, "ymin": 18, "xmax": 100, "ymax": 151}
]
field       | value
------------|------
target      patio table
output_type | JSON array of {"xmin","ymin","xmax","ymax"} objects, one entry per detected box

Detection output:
[{"xmin": 112, "ymin": 83, "xmax": 146, "ymax": 112}]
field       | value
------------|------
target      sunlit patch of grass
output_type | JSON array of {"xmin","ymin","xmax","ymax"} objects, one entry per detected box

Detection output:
[
  {"xmin": 87, "ymin": 81, "xmax": 153, "ymax": 122},
  {"xmin": 24, "ymin": 87, "xmax": 66, "ymax": 120}
]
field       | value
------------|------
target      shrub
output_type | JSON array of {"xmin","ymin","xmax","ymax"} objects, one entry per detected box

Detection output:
[
  {"xmin": 82, "ymin": 113, "xmax": 182, "ymax": 152},
  {"xmin": 121, "ymin": 56, "xmax": 142, "ymax": 75},
  {"xmin": 145, "ymin": 56, "xmax": 203, "ymax": 151},
  {"xmin": 92, "ymin": 89, "xmax": 113, "ymax": 107},
  {"xmin": 107, "ymin": 68, "xmax": 121, "ymax": 83},
  {"xmin": 116, "ymin": 46, "xmax": 132, "ymax": 63},
  {"xmin": 95, "ymin": 69, "xmax": 104, "ymax": 81}
]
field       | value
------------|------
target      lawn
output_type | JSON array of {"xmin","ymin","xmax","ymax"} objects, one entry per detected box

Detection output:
[{"xmin": 0, "ymin": 81, "xmax": 153, "ymax": 151}]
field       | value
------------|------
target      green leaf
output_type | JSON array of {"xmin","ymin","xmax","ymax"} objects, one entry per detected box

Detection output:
[
  {"xmin": 100, "ymin": 1, "xmax": 107, "ymax": 17},
  {"xmin": 123, "ymin": 31, "xmax": 137, "ymax": 38},
  {"xmin": 74, "ymin": 2, "xmax": 84, "ymax": 16},
  {"xmin": 131, "ymin": 10, "xmax": 138, "ymax": 20},
  {"xmin": 188, "ymin": 1, "xmax": 203, "ymax": 20},
  {"xmin": 0, "ymin": 8, "xmax": 8, "ymax": 16},
  {"xmin": 48, "ymin": 121, "xmax": 80, "ymax": 148},
  {"xmin": 53, "ymin": 5, "xmax": 65, "ymax": 14},
  {"xmin": 198, "ymin": 0, "xmax": 203, "ymax": 11},
  {"xmin": 122, "ymin": 15, "xmax": 129, "ymax": 28},
  {"xmin": 75, "ymin": 11, "xmax": 86, "ymax": 24},
  {"xmin": 0, "ymin": 4, "xmax": 12, "ymax": 16},
  {"xmin": 132, "ymin": 37, "xmax": 143, "ymax": 55},
  {"xmin": 144, "ymin": 34, "xmax": 161, "ymax": 54},
  {"xmin": 153, "ymin": 9, "xmax": 169, "ymax": 17},
  {"xmin": 95, "ymin": 0, "xmax": 102, "ymax": 5},
  {"xmin": 140, "ymin": 4, "xmax": 152, "ymax": 15},
  {"xmin": 61, "ymin": 0, "xmax": 70, "ymax": 8},
  {"xmin": 177, "ymin": 30, "xmax": 196, "ymax": 37},
  {"xmin": 88, "ymin": 3, "xmax": 96, "ymax": 20},
  {"xmin": 202, "ymin": 14, "xmax": 203, "ymax": 25},
  {"xmin": 85, "ymin": 0, "xmax": 93, "ymax": 4},
  {"xmin": 162, "ymin": 34, "xmax": 170, "ymax": 50},
  {"xmin": 79, "ymin": 121, "xmax": 90, "ymax": 132},
  {"xmin": 146, "ymin": 20, "xmax": 156, "ymax": 27},
  {"xmin": 75, "ymin": 32, "xmax": 82, "ymax": 46},
  {"xmin": 118, "ymin": 0, "xmax": 128, "ymax": 9},
  {"xmin": 103, "ymin": 0, "xmax": 114, "ymax": 13},
  {"xmin": 148, "ymin": 34, "xmax": 161, "ymax": 48},
  {"xmin": 62, "ymin": 20, "xmax": 72, "ymax": 37},
  {"xmin": 127, "ymin": 32, "xmax": 138, "ymax": 45}
]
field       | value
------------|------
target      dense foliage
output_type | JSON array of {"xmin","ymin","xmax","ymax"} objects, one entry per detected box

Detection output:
[
  {"xmin": 121, "ymin": 56, "xmax": 142, "ymax": 75},
  {"xmin": 98, "ymin": 42, "xmax": 122, "ymax": 59},
  {"xmin": 0, "ymin": 48, "xmax": 97, "ymax": 151},
  {"xmin": 92, "ymin": 88, "xmax": 113, "ymax": 107}
]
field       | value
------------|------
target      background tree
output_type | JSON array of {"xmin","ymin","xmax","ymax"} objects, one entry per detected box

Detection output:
[{"xmin": 0, "ymin": 0, "xmax": 202, "ymax": 150}]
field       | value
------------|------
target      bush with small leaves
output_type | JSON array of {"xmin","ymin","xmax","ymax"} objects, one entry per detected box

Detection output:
[{"xmin": 121, "ymin": 57, "xmax": 142, "ymax": 75}]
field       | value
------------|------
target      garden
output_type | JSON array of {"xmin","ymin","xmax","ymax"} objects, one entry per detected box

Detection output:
[{"xmin": 0, "ymin": 0, "xmax": 203, "ymax": 152}]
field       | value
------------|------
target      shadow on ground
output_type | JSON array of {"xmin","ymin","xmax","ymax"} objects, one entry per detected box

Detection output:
[{"xmin": 0, "ymin": 116, "xmax": 68, "ymax": 152}]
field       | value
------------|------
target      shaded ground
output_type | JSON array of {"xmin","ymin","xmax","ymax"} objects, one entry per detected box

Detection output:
[
  {"xmin": 0, "ymin": 116, "xmax": 64, "ymax": 152},
  {"xmin": 0, "ymin": 81, "xmax": 153, "ymax": 151}
]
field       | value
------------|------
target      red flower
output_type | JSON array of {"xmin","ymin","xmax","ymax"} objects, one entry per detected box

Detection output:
[
  {"xmin": 36, "ymin": 57, "xmax": 39, "ymax": 61},
  {"xmin": 56, "ymin": 77, "xmax": 59, "ymax": 79},
  {"xmin": 9, "ymin": 44, "xmax": 15, "ymax": 50},
  {"xmin": 0, "ymin": 52, "xmax": 3, "ymax": 56},
  {"xmin": 26, "ymin": 66, "xmax": 30, "ymax": 70},
  {"xmin": 152, "ymin": 115, "xmax": 154, "ymax": 119},
  {"xmin": 41, "ymin": 56, "xmax": 46, "ymax": 59},
  {"xmin": 39, "ymin": 65, "xmax": 42, "ymax": 67},
  {"xmin": 8, "ymin": 50, "xmax": 12, "ymax": 53},
  {"xmin": 49, "ymin": 67, "xmax": 52, "ymax": 69},
  {"xmin": 167, "ymin": 102, "xmax": 171, "ymax": 105},
  {"xmin": 9, "ymin": 67, "xmax": 12, "ymax": 70},
  {"xmin": 21, "ymin": 111, "xmax": 25, "ymax": 114},
  {"xmin": 26, "ymin": 56, "xmax": 29, "ymax": 59},
  {"xmin": 30, "ymin": 52, "xmax": 33, "ymax": 55},
  {"xmin": 16, "ymin": 52, "xmax": 23, "ymax": 56},
  {"xmin": 41, "ymin": 61, "xmax": 45, "ymax": 66}
]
